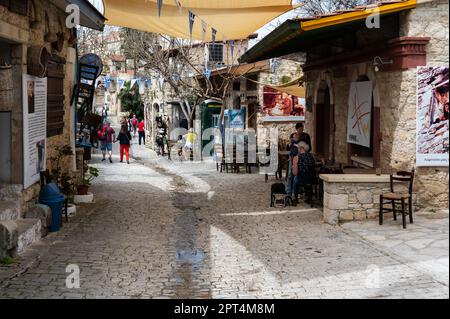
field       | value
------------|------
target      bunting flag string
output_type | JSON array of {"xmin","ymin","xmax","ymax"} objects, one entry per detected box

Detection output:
[
  {"xmin": 157, "ymin": 0, "xmax": 163, "ymax": 17},
  {"xmin": 189, "ymin": 11, "xmax": 196, "ymax": 39}
]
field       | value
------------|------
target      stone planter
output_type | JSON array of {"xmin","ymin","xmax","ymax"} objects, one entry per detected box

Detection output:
[
  {"xmin": 73, "ymin": 193, "xmax": 94, "ymax": 204},
  {"xmin": 67, "ymin": 204, "xmax": 76, "ymax": 217}
]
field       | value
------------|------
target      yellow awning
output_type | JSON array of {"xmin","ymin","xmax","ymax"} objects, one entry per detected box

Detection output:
[
  {"xmin": 103, "ymin": 0, "xmax": 296, "ymax": 41},
  {"xmin": 267, "ymin": 77, "xmax": 305, "ymax": 97}
]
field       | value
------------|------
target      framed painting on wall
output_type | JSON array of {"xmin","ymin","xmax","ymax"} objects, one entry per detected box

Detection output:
[{"xmin": 261, "ymin": 86, "xmax": 305, "ymax": 122}]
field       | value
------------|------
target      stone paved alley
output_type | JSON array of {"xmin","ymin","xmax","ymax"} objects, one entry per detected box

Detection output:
[{"xmin": 0, "ymin": 134, "xmax": 448, "ymax": 299}]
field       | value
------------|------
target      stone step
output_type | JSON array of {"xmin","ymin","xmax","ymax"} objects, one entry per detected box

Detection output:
[
  {"xmin": 0, "ymin": 184, "xmax": 22, "ymax": 201},
  {"xmin": 16, "ymin": 219, "xmax": 41, "ymax": 254},
  {"xmin": 0, "ymin": 201, "xmax": 20, "ymax": 221}
]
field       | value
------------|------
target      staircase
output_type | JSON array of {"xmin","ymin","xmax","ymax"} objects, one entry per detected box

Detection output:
[{"xmin": 0, "ymin": 184, "xmax": 46, "ymax": 259}]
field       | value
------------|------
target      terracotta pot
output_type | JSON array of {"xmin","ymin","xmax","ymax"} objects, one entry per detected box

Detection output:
[{"xmin": 77, "ymin": 185, "xmax": 89, "ymax": 196}]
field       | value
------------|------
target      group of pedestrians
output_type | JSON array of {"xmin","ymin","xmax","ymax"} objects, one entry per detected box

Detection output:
[
  {"xmin": 285, "ymin": 123, "xmax": 315, "ymax": 202},
  {"xmin": 97, "ymin": 114, "xmax": 146, "ymax": 165},
  {"xmin": 129, "ymin": 114, "xmax": 146, "ymax": 145}
]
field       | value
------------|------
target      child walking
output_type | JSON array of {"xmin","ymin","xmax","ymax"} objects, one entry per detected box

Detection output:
[{"xmin": 116, "ymin": 124, "xmax": 132, "ymax": 164}]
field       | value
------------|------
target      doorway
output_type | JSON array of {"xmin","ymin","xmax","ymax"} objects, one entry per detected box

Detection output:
[
  {"xmin": 0, "ymin": 112, "xmax": 11, "ymax": 183},
  {"xmin": 315, "ymin": 82, "xmax": 331, "ymax": 160}
]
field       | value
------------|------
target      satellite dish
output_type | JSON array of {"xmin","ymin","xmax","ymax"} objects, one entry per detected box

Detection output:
[{"xmin": 79, "ymin": 53, "xmax": 103, "ymax": 79}]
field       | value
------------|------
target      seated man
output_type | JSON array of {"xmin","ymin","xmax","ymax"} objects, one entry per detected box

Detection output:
[{"xmin": 292, "ymin": 142, "xmax": 316, "ymax": 201}]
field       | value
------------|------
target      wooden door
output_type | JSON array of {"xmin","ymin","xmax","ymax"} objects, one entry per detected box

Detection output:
[{"xmin": 315, "ymin": 86, "xmax": 331, "ymax": 159}]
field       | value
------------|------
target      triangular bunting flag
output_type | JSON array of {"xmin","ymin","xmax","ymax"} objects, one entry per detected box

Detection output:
[
  {"xmin": 189, "ymin": 11, "xmax": 196, "ymax": 39},
  {"xmin": 212, "ymin": 28, "xmax": 217, "ymax": 48},
  {"xmin": 157, "ymin": 0, "xmax": 163, "ymax": 17},
  {"xmin": 229, "ymin": 40, "xmax": 235, "ymax": 59},
  {"xmin": 174, "ymin": 0, "xmax": 182, "ymax": 13},
  {"xmin": 205, "ymin": 69, "xmax": 211, "ymax": 80},
  {"xmin": 201, "ymin": 20, "xmax": 207, "ymax": 43}
]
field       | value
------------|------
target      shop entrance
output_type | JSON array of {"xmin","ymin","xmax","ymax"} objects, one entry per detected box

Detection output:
[
  {"xmin": 0, "ymin": 112, "xmax": 11, "ymax": 183},
  {"xmin": 315, "ymin": 82, "xmax": 331, "ymax": 160}
]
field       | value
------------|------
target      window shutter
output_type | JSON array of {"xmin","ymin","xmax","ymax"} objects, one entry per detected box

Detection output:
[{"xmin": 46, "ymin": 55, "xmax": 66, "ymax": 137}]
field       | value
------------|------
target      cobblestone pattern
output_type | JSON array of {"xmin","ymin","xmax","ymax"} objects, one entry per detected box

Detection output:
[{"xmin": 0, "ymin": 138, "xmax": 448, "ymax": 299}]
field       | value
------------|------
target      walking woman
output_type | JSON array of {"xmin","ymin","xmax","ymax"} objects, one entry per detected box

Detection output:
[{"xmin": 116, "ymin": 124, "xmax": 132, "ymax": 164}]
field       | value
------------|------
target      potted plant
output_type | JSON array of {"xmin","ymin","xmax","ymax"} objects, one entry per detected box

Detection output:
[
  {"xmin": 47, "ymin": 144, "xmax": 78, "ymax": 217},
  {"xmin": 76, "ymin": 165, "xmax": 99, "ymax": 200}
]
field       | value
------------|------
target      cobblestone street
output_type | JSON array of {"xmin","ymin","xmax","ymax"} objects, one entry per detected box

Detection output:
[{"xmin": 0, "ymin": 138, "xmax": 448, "ymax": 299}]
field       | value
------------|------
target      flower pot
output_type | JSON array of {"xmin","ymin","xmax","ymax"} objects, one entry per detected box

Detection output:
[
  {"xmin": 77, "ymin": 185, "xmax": 89, "ymax": 195},
  {"xmin": 67, "ymin": 204, "xmax": 76, "ymax": 217},
  {"xmin": 83, "ymin": 147, "xmax": 91, "ymax": 161},
  {"xmin": 74, "ymin": 192, "xmax": 94, "ymax": 204}
]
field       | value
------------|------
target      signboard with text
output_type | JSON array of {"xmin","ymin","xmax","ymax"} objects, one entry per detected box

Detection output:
[{"xmin": 23, "ymin": 74, "xmax": 47, "ymax": 189}]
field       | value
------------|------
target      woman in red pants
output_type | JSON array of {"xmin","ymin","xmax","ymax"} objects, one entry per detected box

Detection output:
[{"xmin": 115, "ymin": 125, "xmax": 132, "ymax": 164}]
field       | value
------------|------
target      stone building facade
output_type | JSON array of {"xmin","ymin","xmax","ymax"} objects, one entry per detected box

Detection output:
[
  {"xmin": 304, "ymin": 0, "xmax": 449, "ymax": 209},
  {"xmin": 0, "ymin": 0, "xmax": 104, "ymax": 258}
]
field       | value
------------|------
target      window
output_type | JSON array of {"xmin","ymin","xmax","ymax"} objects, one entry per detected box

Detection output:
[
  {"xmin": 233, "ymin": 81, "xmax": 241, "ymax": 91},
  {"xmin": 246, "ymin": 75, "xmax": 258, "ymax": 91},
  {"xmin": 208, "ymin": 44, "xmax": 224, "ymax": 63},
  {"xmin": 349, "ymin": 75, "xmax": 375, "ymax": 167}
]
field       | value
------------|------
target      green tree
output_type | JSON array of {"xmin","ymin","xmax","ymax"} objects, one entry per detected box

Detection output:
[{"xmin": 118, "ymin": 81, "xmax": 144, "ymax": 119}]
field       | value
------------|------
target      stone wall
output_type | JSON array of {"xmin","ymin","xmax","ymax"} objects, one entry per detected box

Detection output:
[
  {"xmin": 323, "ymin": 181, "xmax": 392, "ymax": 225},
  {"xmin": 1, "ymin": 1, "xmax": 78, "ymax": 208}
]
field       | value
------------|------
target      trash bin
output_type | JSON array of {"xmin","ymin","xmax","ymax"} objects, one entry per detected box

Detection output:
[{"xmin": 39, "ymin": 183, "xmax": 65, "ymax": 232}]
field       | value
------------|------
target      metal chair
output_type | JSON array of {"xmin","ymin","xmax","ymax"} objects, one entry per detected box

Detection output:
[{"xmin": 379, "ymin": 170, "xmax": 415, "ymax": 229}]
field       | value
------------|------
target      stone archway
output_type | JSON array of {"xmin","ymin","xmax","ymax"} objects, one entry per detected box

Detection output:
[{"xmin": 313, "ymin": 71, "xmax": 336, "ymax": 161}]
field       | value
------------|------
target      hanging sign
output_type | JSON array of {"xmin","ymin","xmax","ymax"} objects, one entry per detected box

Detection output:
[
  {"xmin": 347, "ymin": 81, "xmax": 373, "ymax": 148},
  {"xmin": 23, "ymin": 74, "xmax": 47, "ymax": 189},
  {"xmin": 416, "ymin": 66, "xmax": 449, "ymax": 167}
]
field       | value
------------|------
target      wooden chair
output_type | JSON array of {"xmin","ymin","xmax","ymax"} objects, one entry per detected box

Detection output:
[
  {"xmin": 293, "ymin": 163, "xmax": 319, "ymax": 208},
  {"xmin": 214, "ymin": 144, "xmax": 233, "ymax": 173},
  {"xmin": 379, "ymin": 170, "xmax": 415, "ymax": 229}
]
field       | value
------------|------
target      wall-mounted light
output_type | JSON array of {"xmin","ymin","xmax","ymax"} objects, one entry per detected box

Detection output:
[{"xmin": 373, "ymin": 56, "xmax": 393, "ymax": 72}]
